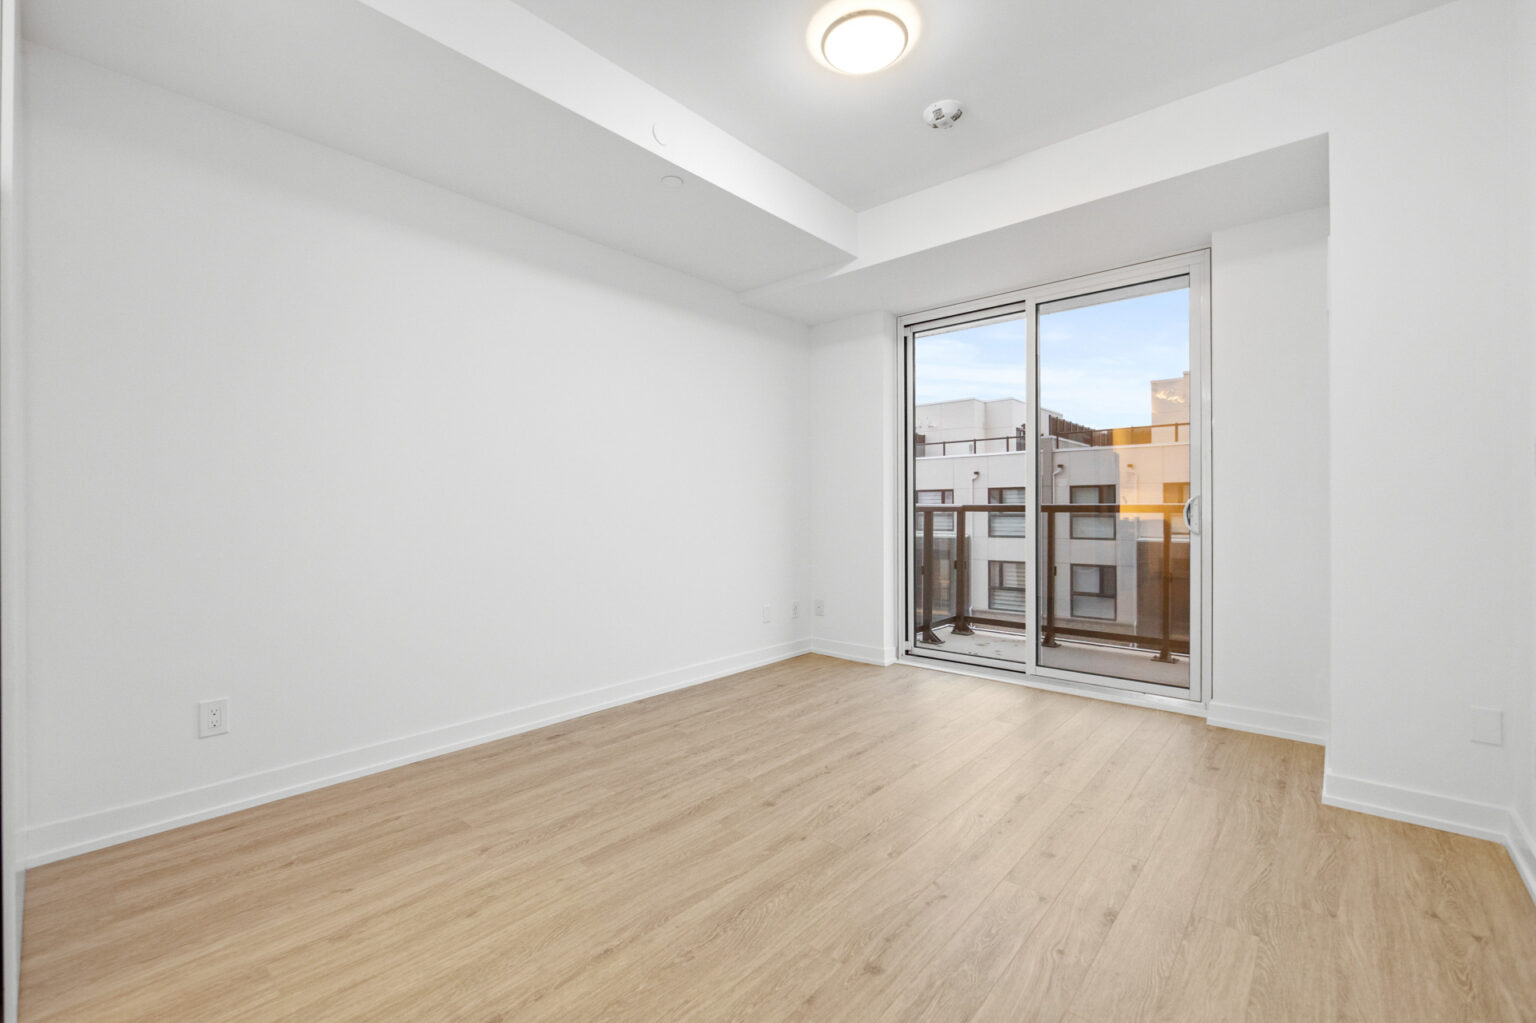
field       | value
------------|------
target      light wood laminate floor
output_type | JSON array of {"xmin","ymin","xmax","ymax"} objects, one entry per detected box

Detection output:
[{"xmin": 20, "ymin": 655, "xmax": 1536, "ymax": 1021}]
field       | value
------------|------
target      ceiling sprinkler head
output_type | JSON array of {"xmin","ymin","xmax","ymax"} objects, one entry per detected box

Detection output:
[{"xmin": 924, "ymin": 99, "xmax": 964, "ymax": 129}]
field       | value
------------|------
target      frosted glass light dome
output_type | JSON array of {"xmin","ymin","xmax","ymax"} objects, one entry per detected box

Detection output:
[{"xmin": 821, "ymin": 10, "xmax": 908, "ymax": 74}]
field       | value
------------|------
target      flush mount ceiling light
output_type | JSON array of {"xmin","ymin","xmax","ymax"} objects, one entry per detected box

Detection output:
[
  {"xmin": 808, "ymin": 2, "xmax": 920, "ymax": 75},
  {"xmin": 822, "ymin": 10, "xmax": 907, "ymax": 74}
]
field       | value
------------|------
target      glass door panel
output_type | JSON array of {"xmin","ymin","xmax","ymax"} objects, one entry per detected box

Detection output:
[
  {"xmin": 1036, "ymin": 276, "xmax": 1194, "ymax": 688},
  {"xmin": 909, "ymin": 312, "xmax": 1032, "ymax": 668}
]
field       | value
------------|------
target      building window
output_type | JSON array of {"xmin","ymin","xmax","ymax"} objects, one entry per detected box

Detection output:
[
  {"xmin": 1163, "ymin": 481, "xmax": 1190, "ymax": 504},
  {"xmin": 987, "ymin": 487, "xmax": 1027, "ymax": 537},
  {"xmin": 1070, "ymin": 564, "xmax": 1117, "ymax": 620},
  {"xmin": 1069, "ymin": 484, "xmax": 1117, "ymax": 539},
  {"xmin": 915, "ymin": 489, "xmax": 954, "ymax": 533},
  {"xmin": 989, "ymin": 561, "xmax": 1028, "ymax": 613}
]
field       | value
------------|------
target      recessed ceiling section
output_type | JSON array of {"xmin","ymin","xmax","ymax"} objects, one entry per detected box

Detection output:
[
  {"xmin": 741, "ymin": 136, "xmax": 1331, "ymax": 323},
  {"xmin": 513, "ymin": 0, "xmax": 1450, "ymax": 210},
  {"xmin": 22, "ymin": 0, "xmax": 858, "ymax": 291}
]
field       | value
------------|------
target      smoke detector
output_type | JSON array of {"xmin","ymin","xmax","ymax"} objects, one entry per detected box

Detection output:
[{"xmin": 923, "ymin": 99, "xmax": 964, "ymax": 129}]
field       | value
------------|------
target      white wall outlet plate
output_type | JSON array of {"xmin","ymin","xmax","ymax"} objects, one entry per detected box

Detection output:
[
  {"xmin": 814, "ymin": 598, "xmax": 825, "ymax": 617},
  {"xmin": 1469, "ymin": 705, "xmax": 1502, "ymax": 746},
  {"xmin": 198, "ymin": 698, "xmax": 230, "ymax": 738},
  {"xmin": 761, "ymin": 604, "xmax": 772, "ymax": 623}
]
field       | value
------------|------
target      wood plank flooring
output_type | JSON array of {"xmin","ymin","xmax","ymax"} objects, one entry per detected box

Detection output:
[{"xmin": 19, "ymin": 655, "xmax": 1536, "ymax": 1021}]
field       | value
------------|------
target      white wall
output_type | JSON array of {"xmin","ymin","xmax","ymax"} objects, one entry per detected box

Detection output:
[
  {"xmin": 807, "ymin": 312, "xmax": 897, "ymax": 665},
  {"xmin": 1515, "ymin": 0, "xmax": 1536, "ymax": 891},
  {"xmin": 1319, "ymin": 0, "xmax": 1531, "ymax": 837},
  {"xmin": 0, "ymin": 0, "xmax": 23, "ymax": 1015},
  {"xmin": 18, "ymin": 46, "xmax": 813, "ymax": 864},
  {"xmin": 1207, "ymin": 208, "xmax": 1331, "ymax": 743}
]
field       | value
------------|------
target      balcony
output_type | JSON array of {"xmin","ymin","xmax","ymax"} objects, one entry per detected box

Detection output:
[{"xmin": 913, "ymin": 502, "xmax": 1191, "ymax": 687}]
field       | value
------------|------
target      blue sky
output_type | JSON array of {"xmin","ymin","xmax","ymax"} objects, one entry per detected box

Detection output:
[{"xmin": 914, "ymin": 288, "xmax": 1189, "ymax": 428}]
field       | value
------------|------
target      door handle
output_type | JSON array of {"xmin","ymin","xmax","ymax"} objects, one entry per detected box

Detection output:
[{"xmin": 1183, "ymin": 495, "xmax": 1201, "ymax": 534}]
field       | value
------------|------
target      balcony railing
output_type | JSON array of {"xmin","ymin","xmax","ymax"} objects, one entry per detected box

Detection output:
[
  {"xmin": 914, "ymin": 502, "xmax": 1190, "ymax": 662},
  {"xmin": 1049, "ymin": 422, "xmax": 1189, "ymax": 448},
  {"xmin": 915, "ymin": 422, "xmax": 1189, "ymax": 458},
  {"xmin": 915, "ymin": 435, "xmax": 1027, "ymax": 458},
  {"xmin": 914, "ymin": 503, "xmax": 1027, "ymax": 644},
  {"xmin": 1041, "ymin": 502, "xmax": 1189, "ymax": 663}
]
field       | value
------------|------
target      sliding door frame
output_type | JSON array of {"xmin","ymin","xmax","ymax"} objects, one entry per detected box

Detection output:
[{"xmin": 897, "ymin": 251, "xmax": 1212, "ymax": 705}]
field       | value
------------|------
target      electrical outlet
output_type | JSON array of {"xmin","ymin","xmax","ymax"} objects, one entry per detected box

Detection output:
[
  {"xmin": 1469, "ymin": 705, "xmax": 1502, "ymax": 746},
  {"xmin": 791, "ymin": 601, "xmax": 800, "ymax": 619},
  {"xmin": 761, "ymin": 604, "xmax": 772, "ymax": 623},
  {"xmin": 198, "ymin": 698, "xmax": 229, "ymax": 738},
  {"xmin": 814, "ymin": 598, "xmax": 825, "ymax": 617}
]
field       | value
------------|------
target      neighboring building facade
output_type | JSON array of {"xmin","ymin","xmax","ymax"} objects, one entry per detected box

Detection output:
[{"xmin": 913, "ymin": 384, "xmax": 1191, "ymax": 655}]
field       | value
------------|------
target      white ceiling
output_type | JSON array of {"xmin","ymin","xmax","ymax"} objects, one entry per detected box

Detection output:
[
  {"xmin": 23, "ymin": 0, "xmax": 1407, "ymax": 318},
  {"xmin": 21, "ymin": 0, "xmax": 856, "ymax": 293},
  {"xmin": 513, "ymin": 0, "xmax": 1449, "ymax": 210}
]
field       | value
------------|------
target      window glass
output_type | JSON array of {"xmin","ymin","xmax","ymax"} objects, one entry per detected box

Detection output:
[
  {"xmin": 989, "ymin": 560, "xmax": 1028, "ymax": 612},
  {"xmin": 915, "ymin": 489, "xmax": 955, "ymax": 533},
  {"xmin": 988, "ymin": 487, "xmax": 1027, "ymax": 538}
]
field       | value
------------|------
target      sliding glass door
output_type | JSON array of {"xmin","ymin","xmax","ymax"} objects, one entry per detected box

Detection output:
[
  {"xmin": 1035, "ymin": 275, "xmax": 1196, "ymax": 689},
  {"xmin": 909, "ymin": 304, "xmax": 1033, "ymax": 669},
  {"xmin": 903, "ymin": 254, "xmax": 1209, "ymax": 700}
]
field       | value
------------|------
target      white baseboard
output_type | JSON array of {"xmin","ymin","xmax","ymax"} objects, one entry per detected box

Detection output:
[
  {"xmin": 1510, "ymin": 811, "xmax": 1536, "ymax": 908},
  {"xmin": 1205, "ymin": 701, "xmax": 1327, "ymax": 745},
  {"xmin": 809, "ymin": 637, "xmax": 896, "ymax": 666},
  {"xmin": 1320, "ymin": 770, "xmax": 1512, "ymax": 844},
  {"xmin": 24, "ymin": 639, "xmax": 812, "ymax": 868},
  {"xmin": 1321, "ymin": 773, "xmax": 1535, "ymax": 909}
]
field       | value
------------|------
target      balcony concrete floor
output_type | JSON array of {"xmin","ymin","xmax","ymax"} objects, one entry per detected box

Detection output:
[{"xmin": 916, "ymin": 624, "xmax": 1190, "ymax": 688}]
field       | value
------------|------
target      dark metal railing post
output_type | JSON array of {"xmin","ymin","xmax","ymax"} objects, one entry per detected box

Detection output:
[
  {"xmin": 952, "ymin": 510, "xmax": 974, "ymax": 636},
  {"xmin": 917, "ymin": 507, "xmax": 941, "ymax": 644},
  {"xmin": 1153, "ymin": 511, "xmax": 1176, "ymax": 662},
  {"xmin": 1043, "ymin": 510, "xmax": 1060, "ymax": 647}
]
